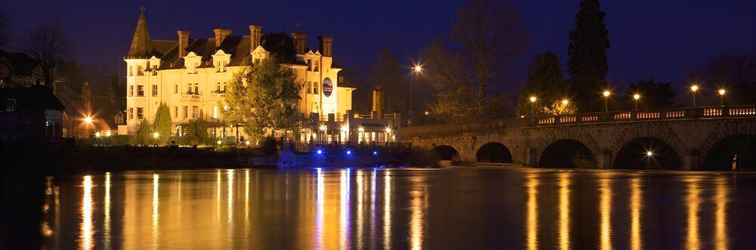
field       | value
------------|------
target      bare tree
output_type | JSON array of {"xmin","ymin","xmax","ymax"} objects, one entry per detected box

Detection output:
[
  {"xmin": 26, "ymin": 23, "xmax": 69, "ymax": 88},
  {"xmin": 451, "ymin": 0, "xmax": 528, "ymax": 100},
  {"xmin": 368, "ymin": 49, "xmax": 406, "ymax": 113}
]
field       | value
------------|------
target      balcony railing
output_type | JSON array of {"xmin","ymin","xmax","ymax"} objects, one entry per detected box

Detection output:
[{"xmin": 530, "ymin": 105, "xmax": 756, "ymax": 127}]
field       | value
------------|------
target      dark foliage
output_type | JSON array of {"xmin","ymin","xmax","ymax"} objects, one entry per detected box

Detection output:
[
  {"xmin": 624, "ymin": 79, "xmax": 676, "ymax": 110},
  {"xmin": 568, "ymin": 0, "xmax": 610, "ymax": 112},
  {"xmin": 262, "ymin": 33, "xmax": 296, "ymax": 64}
]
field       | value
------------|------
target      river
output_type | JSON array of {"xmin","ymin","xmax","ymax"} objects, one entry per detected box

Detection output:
[{"xmin": 40, "ymin": 167, "xmax": 756, "ymax": 249}]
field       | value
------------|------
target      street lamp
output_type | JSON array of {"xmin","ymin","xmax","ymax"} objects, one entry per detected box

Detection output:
[
  {"xmin": 632, "ymin": 93, "xmax": 641, "ymax": 111},
  {"xmin": 645, "ymin": 150, "xmax": 654, "ymax": 158},
  {"xmin": 528, "ymin": 95, "xmax": 538, "ymax": 117},
  {"xmin": 602, "ymin": 90, "xmax": 612, "ymax": 112},
  {"xmin": 561, "ymin": 98, "xmax": 570, "ymax": 106},
  {"xmin": 409, "ymin": 63, "xmax": 424, "ymax": 126},
  {"xmin": 690, "ymin": 83, "xmax": 700, "ymax": 107},
  {"xmin": 718, "ymin": 88, "xmax": 727, "ymax": 106}
]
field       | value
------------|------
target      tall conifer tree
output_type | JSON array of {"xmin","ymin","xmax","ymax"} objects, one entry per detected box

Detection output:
[{"xmin": 568, "ymin": 0, "xmax": 610, "ymax": 111}]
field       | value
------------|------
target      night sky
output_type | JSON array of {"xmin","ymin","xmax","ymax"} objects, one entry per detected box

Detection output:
[{"xmin": 3, "ymin": 0, "xmax": 755, "ymax": 90}]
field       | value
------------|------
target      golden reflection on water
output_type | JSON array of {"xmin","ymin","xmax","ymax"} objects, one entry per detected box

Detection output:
[
  {"xmin": 629, "ymin": 178, "xmax": 642, "ymax": 250},
  {"xmin": 356, "ymin": 170, "xmax": 365, "ymax": 249},
  {"xmin": 340, "ymin": 169, "xmax": 351, "ymax": 249},
  {"xmin": 227, "ymin": 170, "xmax": 235, "ymax": 224},
  {"xmin": 104, "ymin": 172, "xmax": 112, "ymax": 250},
  {"xmin": 409, "ymin": 175, "xmax": 425, "ymax": 250},
  {"xmin": 152, "ymin": 174, "xmax": 160, "ymax": 249},
  {"xmin": 686, "ymin": 177, "xmax": 701, "ymax": 250},
  {"xmin": 558, "ymin": 173, "xmax": 571, "ymax": 250},
  {"xmin": 80, "ymin": 175, "xmax": 94, "ymax": 250},
  {"xmin": 599, "ymin": 177, "xmax": 612, "ymax": 250},
  {"xmin": 315, "ymin": 168, "xmax": 324, "ymax": 249},
  {"xmin": 714, "ymin": 177, "xmax": 729, "ymax": 250},
  {"xmin": 525, "ymin": 174, "xmax": 539, "ymax": 250},
  {"xmin": 383, "ymin": 170, "xmax": 392, "ymax": 250}
]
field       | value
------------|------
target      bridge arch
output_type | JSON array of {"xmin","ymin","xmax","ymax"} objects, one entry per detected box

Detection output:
[
  {"xmin": 539, "ymin": 139, "xmax": 597, "ymax": 168},
  {"xmin": 702, "ymin": 134, "xmax": 756, "ymax": 171},
  {"xmin": 476, "ymin": 142, "xmax": 513, "ymax": 163},
  {"xmin": 432, "ymin": 145, "xmax": 461, "ymax": 161},
  {"xmin": 613, "ymin": 137, "xmax": 683, "ymax": 169}
]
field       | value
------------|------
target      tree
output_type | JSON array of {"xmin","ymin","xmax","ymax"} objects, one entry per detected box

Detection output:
[
  {"xmin": 452, "ymin": 0, "xmax": 528, "ymax": 102},
  {"xmin": 568, "ymin": 0, "xmax": 610, "ymax": 112},
  {"xmin": 26, "ymin": 23, "xmax": 70, "ymax": 88},
  {"xmin": 152, "ymin": 103, "xmax": 172, "ymax": 144},
  {"xmin": 179, "ymin": 119, "xmax": 211, "ymax": 145},
  {"xmin": 368, "ymin": 49, "xmax": 406, "ymax": 113},
  {"xmin": 625, "ymin": 80, "xmax": 676, "ymax": 110},
  {"xmin": 519, "ymin": 52, "xmax": 568, "ymax": 115},
  {"xmin": 261, "ymin": 33, "xmax": 296, "ymax": 63},
  {"xmin": 689, "ymin": 52, "xmax": 756, "ymax": 105},
  {"xmin": 224, "ymin": 58, "xmax": 302, "ymax": 141},
  {"xmin": 131, "ymin": 120, "xmax": 153, "ymax": 145}
]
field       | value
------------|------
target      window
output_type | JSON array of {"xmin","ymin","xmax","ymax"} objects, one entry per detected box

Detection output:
[
  {"xmin": 129, "ymin": 85, "xmax": 134, "ymax": 97},
  {"xmin": 6, "ymin": 98, "xmax": 16, "ymax": 112},
  {"xmin": 137, "ymin": 85, "xmax": 144, "ymax": 96},
  {"xmin": 193, "ymin": 83, "xmax": 199, "ymax": 95},
  {"xmin": 307, "ymin": 82, "xmax": 311, "ymax": 94},
  {"xmin": 128, "ymin": 108, "xmax": 134, "ymax": 119},
  {"xmin": 152, "ymin": 85, "xmax": 158, "ymax": 96},
  {"xmin": 174, "ymin": 106, "xmax": 178, "ymax": 118},
  {"xmin": 174, "ymin": 84, "xmax": 178, "ymax": 94},
  {"xmin": 216, "ymin": 82, "xmax": 221, "ymax": 93},
  {"xmin": 137, "ymin": 66, "xmax": 144, "ymax": 76},
  {"xmin": 313, "ymin": 61, "xmax": 319, "ymax": 72},
  {"xmin": 186, "ymin": 83, "xmax": 192, "ymax": 95},
  {"xmin": 306, "ymin": 59, "xmax": 312, "ymax": 71},
  {"xmin": 136, "ymin": 107, "xmax": 144, "ymax": 120},
  {"xmin": 192, "ymin": 106, "xmax": 198, "ymax": 119},
  {"xmin": 183, "ymin": 106, "xmax": 188, "ymax": 119},
  {"xmin": 313, "ymin": 82, "xmax": 318, "ymax": 94}
]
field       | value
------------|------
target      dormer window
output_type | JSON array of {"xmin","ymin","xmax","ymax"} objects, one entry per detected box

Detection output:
[
  {"xmin": 212, "ymin": 50, "xmax": 230, "ymax": 73},
  {"xmin": 184, "ymin": 52, "xmax": 201, "ymax": 74}
]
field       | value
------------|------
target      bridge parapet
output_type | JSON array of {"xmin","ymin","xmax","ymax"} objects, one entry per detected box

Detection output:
[
  {"xmin": 399, "ymin": 119, "xmax": 523, "ymax": 138},
  {"xmin": 531, "ymin": 105, "xmax": 756, "ymax": 127}
]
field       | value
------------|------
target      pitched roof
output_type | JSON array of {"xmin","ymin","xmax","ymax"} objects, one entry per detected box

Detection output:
[{"xmin": 126, "ymin": 8, "xmax": 153, "ymax": 58}]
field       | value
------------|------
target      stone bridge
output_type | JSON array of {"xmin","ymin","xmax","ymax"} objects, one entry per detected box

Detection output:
[{"xmin": 399, "ymin": 106, "xmax": 756, "ymax": 170}]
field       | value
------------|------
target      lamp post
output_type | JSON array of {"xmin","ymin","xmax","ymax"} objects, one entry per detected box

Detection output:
[
  {"xmin": 528, "ymin": 95, "xmax": 538, "ymax": 117},
  {"xmin": 602, "ymin": 90, "xmax": 612, "ymax": 112},
  {"xmin": 690, "ymin": 84, "xmax": 700, "ymax": 107},
  {"xmin": 633, "ymin": 93, "xmax": 641, "ymax": 111},
  {"xmin": 82, "ymin": 115, "xmax": 94, "ymax": 139},
  {"xmin": 718, "ymin": 88, "xmax": 727, "ymax": 107},
  {"xmin": 409, "ymin": 63, "xmax": 423, "ymax": 126}
]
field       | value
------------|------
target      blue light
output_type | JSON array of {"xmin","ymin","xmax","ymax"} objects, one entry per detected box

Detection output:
[
  {"xmin": 372, "ymin": 151, "xmax": 378, "ymax": 156},
  {"xmin": 346, "ymin": 150, "xmax": 352, "ymax": 156},
  {"xmin": 316, "ymin": 149, "xmax": 323, "ymax": 155}
]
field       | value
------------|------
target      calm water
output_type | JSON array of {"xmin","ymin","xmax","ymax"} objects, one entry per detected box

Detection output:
[{"xmin": 41, "ymin": 167, "xmax": 756, "ymax": 249}]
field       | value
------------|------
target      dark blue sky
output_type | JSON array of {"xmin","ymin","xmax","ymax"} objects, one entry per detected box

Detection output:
[{"xmin": 3, "ymin": 0, "xmax": 755, "ymax": 88}]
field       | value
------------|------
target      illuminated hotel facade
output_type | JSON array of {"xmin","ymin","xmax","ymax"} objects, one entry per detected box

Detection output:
[{"xmin": 122, "ymin": 9, "xmax": 397, "ymax": 144}]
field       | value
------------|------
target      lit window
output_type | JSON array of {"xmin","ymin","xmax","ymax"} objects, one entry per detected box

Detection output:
[
  {"xmin": 137, "ymin": 85, "xmax": 144, "ymax": 96},
  {"xmin": 137, "ymin": 107, "xmax": 144, "ymax": 120}
]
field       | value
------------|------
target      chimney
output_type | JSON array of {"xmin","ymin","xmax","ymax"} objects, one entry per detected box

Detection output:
[
  {"xmin": 177, "ymin": 30, "xmax": 190, "ymax": 59},
  {"xmin": 213, "ymin": 28, "xmax": 232, "ymax": 48},
  {"xmin": 249, "ymin": 25, "xmax": 263, "ymax": 51},
  {"xmin": 319, "ymin": 36, "xmax": 333, "ymax": 57},
  {"xmin": 372, "ymin": 86, "xmax": 384, "ymax": 119},
  {"xmin": 292, "ymin": 32, "xmax": 307, "ymax": 54}
]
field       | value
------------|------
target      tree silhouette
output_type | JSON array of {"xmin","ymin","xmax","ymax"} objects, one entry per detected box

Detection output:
[
  {"xmin": 520, "ymin": 52, "xmax": 568, "ymax": 115},
  {"xmin": 568, "ymin": 0, "xmax": 610, "ymax": 112}
]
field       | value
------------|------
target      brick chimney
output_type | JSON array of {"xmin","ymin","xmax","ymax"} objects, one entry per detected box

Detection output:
[
  {"xmin": 319, "ymin": 36, "xmax": 333, "ymax": 57},
  {"xmin": 249, "ymin": 25, "xmax": 263, "ymax": 51},
  {"xmin": 213, "ymin": 28, "xmax": 232, "ymax": 48},
  {"xmin": 292, "ymin": 32, "xmax": 307, "ymax": 54},
  {"xmin": 177, "ymin": 30, "xmax": 190, "ymax": 59},
  {"xmin": 372, "ymin": 86, "xmax": 384, "ymax": 119}
]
